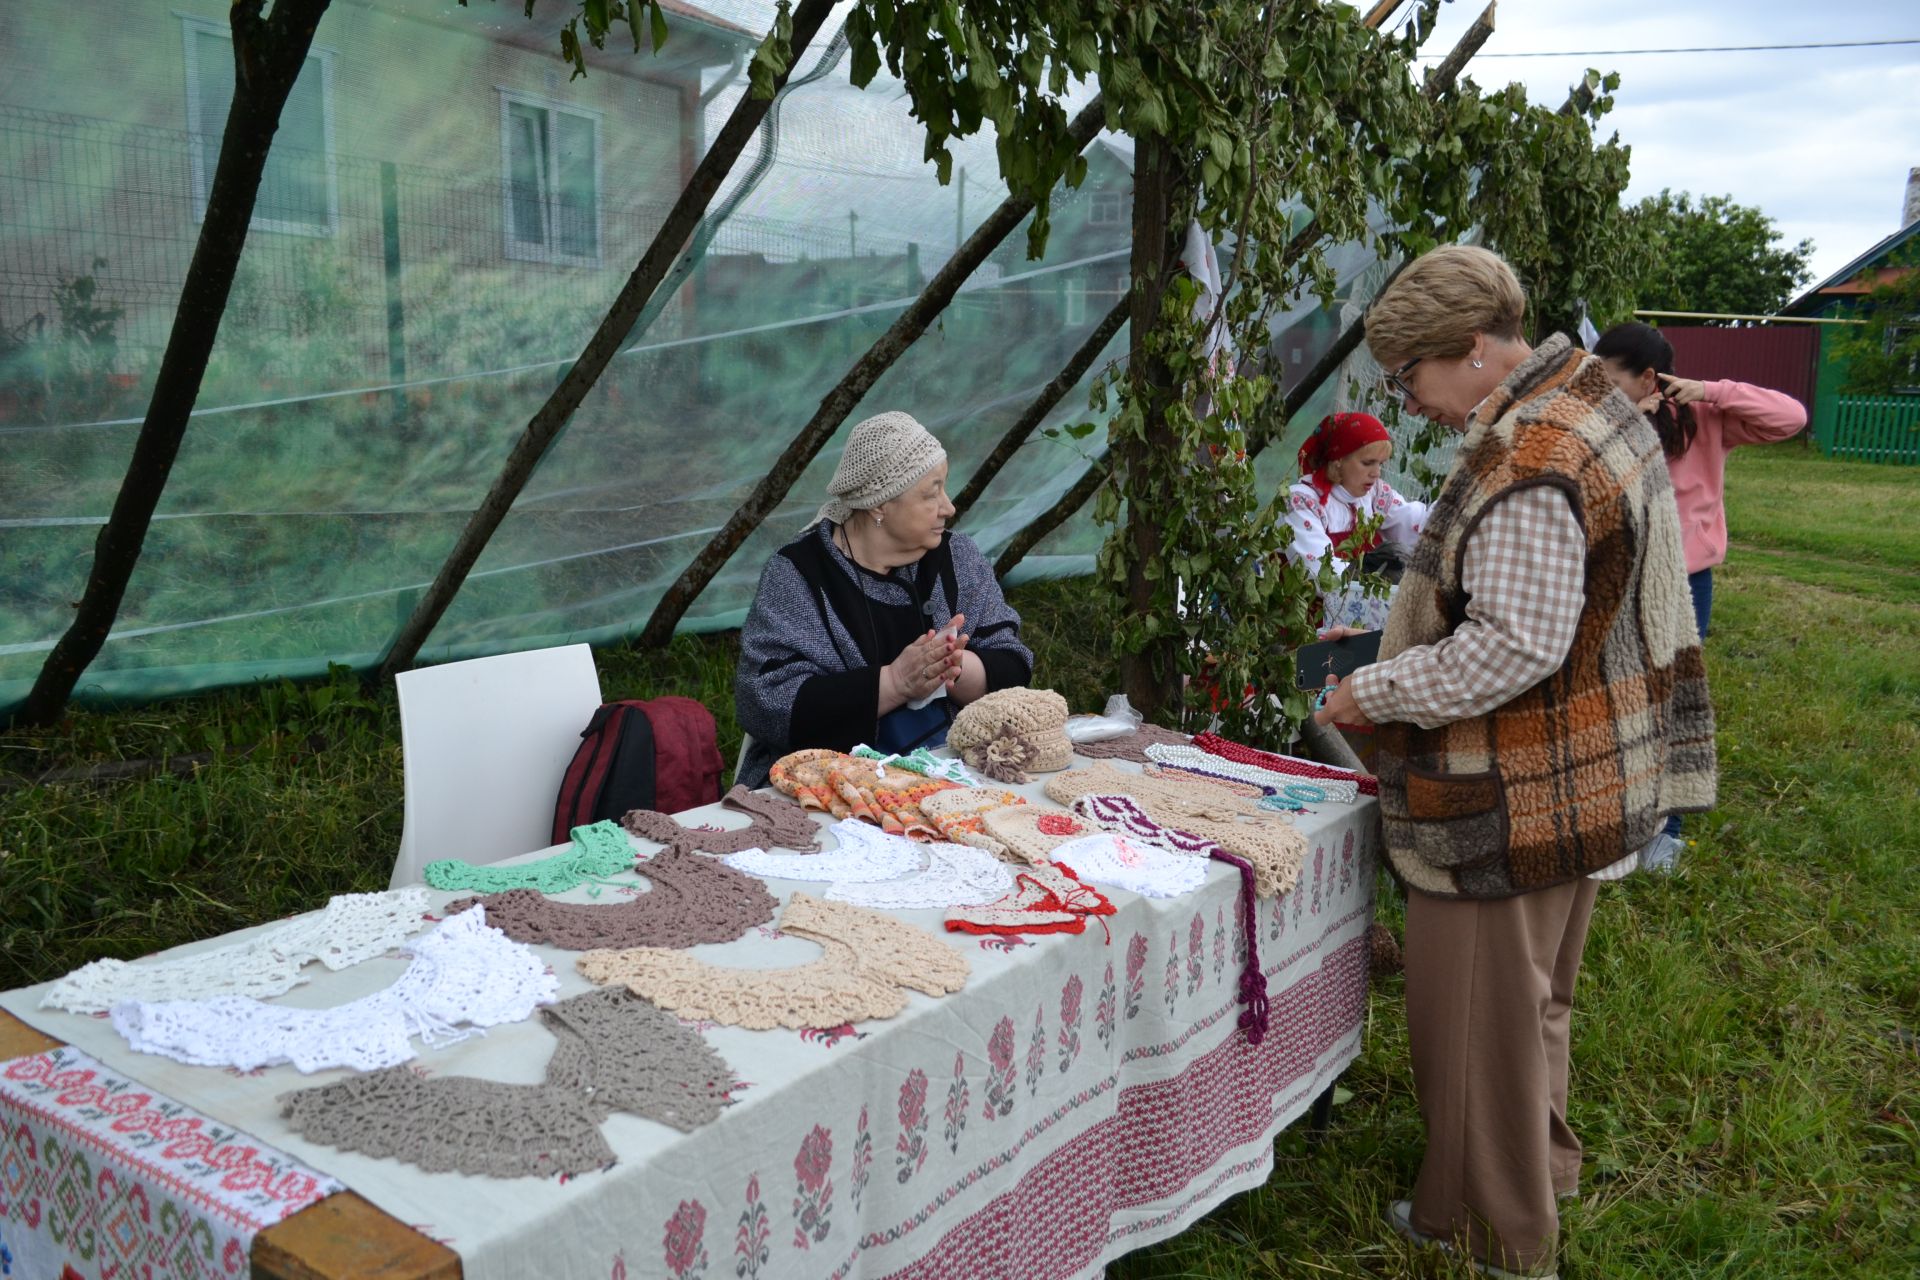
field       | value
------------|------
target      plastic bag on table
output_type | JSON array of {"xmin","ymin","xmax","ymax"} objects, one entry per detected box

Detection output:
[{"xmin": 1065, "ymin": 694, "xmax": 1145, "ymax": 745}]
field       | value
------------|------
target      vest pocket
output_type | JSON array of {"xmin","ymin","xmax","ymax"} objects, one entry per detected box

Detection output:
[{"xmin": 1401, "ymin": 762, "xmax": 1509, "ymax": 870}]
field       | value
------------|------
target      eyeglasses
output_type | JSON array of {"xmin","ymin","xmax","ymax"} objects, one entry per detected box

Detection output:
[{"xmin": 1384, "ymin": 356, "xmax": 1422, "ymax": 401}]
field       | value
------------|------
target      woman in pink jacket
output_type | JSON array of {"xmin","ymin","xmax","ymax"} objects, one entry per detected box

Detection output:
[{"xmin": 1594, "ymin": 320, "xmax": 1806, "ymax": 865}]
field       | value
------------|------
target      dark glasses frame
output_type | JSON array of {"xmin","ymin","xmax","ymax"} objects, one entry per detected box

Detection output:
[{"xmin": 1384, "ymin": 356, "xmax": 1423, "ymax": 401}]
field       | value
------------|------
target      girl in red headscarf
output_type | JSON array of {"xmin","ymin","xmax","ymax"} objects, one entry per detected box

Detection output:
[{"xmin": 1284, "ymin": 412, "xmax": 1428, "ymax": 630}]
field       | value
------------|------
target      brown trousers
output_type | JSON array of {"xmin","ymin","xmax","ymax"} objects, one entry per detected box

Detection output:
[{"xmin": 1404, "ymin": 876, "xmax": 1599, "ymax": 1273}]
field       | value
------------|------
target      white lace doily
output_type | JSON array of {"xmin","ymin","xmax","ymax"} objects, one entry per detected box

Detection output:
[
  {"xmin": 42, "ymin": 888, "xmax": 433, "ymax": 1016},
  {"xmin": 827, "ymin": 839, "xmax": 1013, "ymax": 911},
  {"xmin": 109, "ymin": 907, "xmax": 557, "ymax": 1074},
  {"xmin": 724, "ymin": 820, "xmax": 924, "ymax": 884},
  {"xmin": 1045, "ymin": 833, "xmax": 1209, "ymax": 899}
]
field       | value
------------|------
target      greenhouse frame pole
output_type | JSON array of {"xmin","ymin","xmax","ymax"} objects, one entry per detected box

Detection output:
[
  {"xmin": 13, "ymin": 0, "xmax": 337, "ymax": 730},
  {"xmin": 375, "ymin": 0, "xmax": 838, "ymax": 682},
  {"xmin": 949, "ymin": 295, "xmax": 1129, "ymax": 524},
  {"xmin": 633, "ymin": 96, "xmax": 1110, "ymax": 649},
  {"xmin": 990, "ymin": 2, "xmax": 1499, "ymax": 578}
]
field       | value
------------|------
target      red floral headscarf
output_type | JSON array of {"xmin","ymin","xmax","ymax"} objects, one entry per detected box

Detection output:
[{"xmin": 1296, "ymin": 412, "xmax": 1391, "ymax": 500}]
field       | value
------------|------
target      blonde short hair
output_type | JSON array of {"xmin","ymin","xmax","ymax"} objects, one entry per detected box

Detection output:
[{"xmin": 1364, "ymin": 244, "xmax": 1527, "ymax": 365}]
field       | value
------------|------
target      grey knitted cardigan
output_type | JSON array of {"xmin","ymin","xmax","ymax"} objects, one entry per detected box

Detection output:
[{"xmin": 735, "ymin": 524, "xmax": 1033, "ymax": 789}]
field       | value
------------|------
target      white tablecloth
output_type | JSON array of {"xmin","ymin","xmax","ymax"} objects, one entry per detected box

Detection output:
[{"xmin": 2, "ymin": 760, "xmax": 1377, "ymax": 1280}]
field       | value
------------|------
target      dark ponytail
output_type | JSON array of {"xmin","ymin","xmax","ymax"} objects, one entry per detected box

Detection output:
[{"xmin": 1593, "ymin": 321, "xmax": 1698, "ymax": 458}]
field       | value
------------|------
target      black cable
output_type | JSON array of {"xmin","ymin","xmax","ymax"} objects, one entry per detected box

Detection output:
[{"xmin": 1418, "ymin": 37, "xmax": 1920, "ymax": 58}]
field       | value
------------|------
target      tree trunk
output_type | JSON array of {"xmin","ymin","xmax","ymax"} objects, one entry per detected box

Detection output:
[
  {"xmin": 950, "ymin": 295, "xmax": 1127, "ymax": 524},
  {"xmin": 374, "ymin": 0, "xmax": 838, "ymax": 683},
  {"xmin": 1115, "ymin": 131, "xmax": 1184, "ymax": 719},
  {"xmin": 11, "ymin": 0, "xmax": 333, "ymax": 729},
  {"xmin": 634, "ymin": 97, "xmax": 1110, "ymax": 649}
]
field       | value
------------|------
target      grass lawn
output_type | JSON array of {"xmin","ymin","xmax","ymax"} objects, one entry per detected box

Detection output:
[{"xmin": 2, "ymin": 444, "xmax": 1916, "ymax": 1276}]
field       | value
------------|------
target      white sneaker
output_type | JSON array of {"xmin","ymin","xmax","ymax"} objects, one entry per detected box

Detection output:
[
  {"xmin": 1389, "ymin": 1200, "xmax": 1559, "ymax": 1280},
  {"xmin": 1639, "ymin": 832, "xmax": 1682, "ymax": 875}
]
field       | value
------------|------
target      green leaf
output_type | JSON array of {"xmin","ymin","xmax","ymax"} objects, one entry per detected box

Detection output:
[{"xmin": 649, "ymin": 0, "xmax": 669, "ymax": 51}]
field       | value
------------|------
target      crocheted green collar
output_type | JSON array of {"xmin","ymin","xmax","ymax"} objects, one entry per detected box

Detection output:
[{"xmin": 423, "ymin": 821, "xmax": 638, "ymax": 896}]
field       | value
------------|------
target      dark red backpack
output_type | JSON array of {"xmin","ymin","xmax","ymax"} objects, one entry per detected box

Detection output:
[{"xmin": 552, "ymin": 697, "xmax": 723, "ymax": 842}]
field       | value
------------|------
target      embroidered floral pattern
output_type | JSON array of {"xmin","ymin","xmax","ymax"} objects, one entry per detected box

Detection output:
[
  {"xmin": 982, "ymin": 1017, "xmax": 1018, "ymax": 1121},
  {"xmin": 663, "ymin": 1200, "xmax": 709, "ymax": 1280},
  {"xmin": 1025, "ymin": 1006, "xmax": 1046, "ymax": 1097},
  {"xmin": 1339, "ymin": 829, "xmax": 1356, "ymax": 896},
  {"xmin": 790, "ymin": 1125, "xmax": 833, "ymax": 1250},
  {"xmin": 1125, "ymin": 934, "xmax": 1148, "ymax": 1020},
  {"xmin": 1057, "ymin": 975, "xmax": 1083, "ymax": 1073},
  {"xmin": 1186, "ymin": 915, "xmax": 1206, "ymax": 996},
  {"xmin": 733, "ymin": 1172, "xmax": 770, "ymax": 1279},
  {"xmin": 1311, "ymin": 846, "xmax": 1325, "ymax": 915},
  {"xmin": 1213, "ymin": 907, "xmax": 1228, "ymax": 984},
  {"xmin": 1164, "ymin": 932, "xmax": 1180, "ymax": 1013},
  {"xmin": 1269, "ymin": 892, "xmax": 1284, "ymax": 942},
  {"xmin": 848, "ymin": 1107, "xmax": 872, "ymax": 1211},
  {"xmin": 0, "ymin": 1048, "xmax": 340, "ymax": 1280},
  {"xmin": 894, "ymin": 1071, "xmax": 929, "ymax": 1184},
  {"xmin": 942, "ymin": 1055, "xmax": 969, "ymax": 1155},
  {"xmin": 797, "ymin": 1024, "xmax": 866, "ymax": 1049},
  {"xmin": 977, "ymin": 935, "xmax": 1032, "ymax": 954},
  {"xmin": 1096, "ymin": 962, "xmax": 1117, "ymax": 1050}
]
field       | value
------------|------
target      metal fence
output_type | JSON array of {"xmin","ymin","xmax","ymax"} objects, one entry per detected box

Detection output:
[
  {"xmin": 1819, "ymin": 395, "xmax": 1920, "ymax": 464},
  {"xmin": 0, "ymin": 103, "xmax": 906, "ymax": 414}
]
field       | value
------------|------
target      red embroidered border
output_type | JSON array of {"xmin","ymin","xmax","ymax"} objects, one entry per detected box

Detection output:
[{"xmin": 880, "ymin": 933, "xmax": 1370, "ymax": 1279}]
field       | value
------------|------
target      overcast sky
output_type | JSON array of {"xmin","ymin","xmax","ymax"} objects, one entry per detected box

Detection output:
[{"xmin": 1415, "ymin": 0, "xmax": 1920, "ymax": 284}]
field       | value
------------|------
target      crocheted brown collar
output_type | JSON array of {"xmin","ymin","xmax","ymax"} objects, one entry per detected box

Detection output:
[
  {"xmin": 622, "ymin": 784, "xmax": 822, "ymax": 854},
  {"xmin": 279, "ymin": 987, "xmax": 733, "ymax": 1179},
  {"xmin": 445, "ymin": 846, "xmax": 777, "ymax": 951}
]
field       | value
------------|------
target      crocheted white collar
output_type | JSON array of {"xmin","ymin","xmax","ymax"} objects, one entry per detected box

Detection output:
[
  {"xmin": 110, "ymin": 907, "xmax": 557, "ymax": 1074},
  {"xmin": 42, "ymin": 888, "xmax": 433, "ymax": 1016}
]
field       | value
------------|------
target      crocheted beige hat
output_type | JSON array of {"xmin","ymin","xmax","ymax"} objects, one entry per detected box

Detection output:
[
  {"xmin": 812, "ymin": 411, "xmax": 948, "ymax": 528},
  {"xmin": 946, "ymin": 688, "xmax": 1072, "ymax": 784}
]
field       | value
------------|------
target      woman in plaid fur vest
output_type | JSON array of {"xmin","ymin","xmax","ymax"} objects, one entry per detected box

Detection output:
[{"xmin": 1316, "ymin": 245, "xmax": 1716, "ymax": 1278}]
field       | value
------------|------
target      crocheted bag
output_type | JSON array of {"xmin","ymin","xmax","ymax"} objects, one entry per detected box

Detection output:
[{"xmin": 552, "ymin": 697, "xmax": 724, "ymax": 843}]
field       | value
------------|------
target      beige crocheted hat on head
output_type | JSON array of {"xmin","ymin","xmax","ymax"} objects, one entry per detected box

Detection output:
[
  {"xmin": 812, "ymin": 411, "xmax": 948, "ymax": 529},
  {"xmin": 947, "ymin": 688, "xmax": 1072, "ymax": 784}
]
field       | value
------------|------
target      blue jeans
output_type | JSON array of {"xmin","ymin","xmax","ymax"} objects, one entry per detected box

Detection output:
[{"xmin": 1664, "ymin": 568, "xmax": 1714, "ymax": 838}]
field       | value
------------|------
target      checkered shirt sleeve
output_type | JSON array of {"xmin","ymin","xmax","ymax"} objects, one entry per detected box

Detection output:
[{"xmin": 1348, "ymin": 485, "xmax": 1586, "ymax": 731}]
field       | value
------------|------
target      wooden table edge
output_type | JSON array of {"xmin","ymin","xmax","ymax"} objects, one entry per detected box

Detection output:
[{"xmin": 0, "ymin": 1007, "xmax": 462, "ymax": 1279}]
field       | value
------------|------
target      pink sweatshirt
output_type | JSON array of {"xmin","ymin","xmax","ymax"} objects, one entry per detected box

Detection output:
[{"xmin": 1667, "ymin": 380, "xmax": 1807, "ymax": 574}]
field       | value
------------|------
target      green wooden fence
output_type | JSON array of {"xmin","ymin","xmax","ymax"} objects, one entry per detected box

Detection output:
[{"xmin": 1817, "ymin": 396, "xmax": 1920, "ymax": 464}]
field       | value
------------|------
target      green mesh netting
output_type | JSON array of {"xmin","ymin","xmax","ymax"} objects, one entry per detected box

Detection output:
[{"xmin": 0, "ymin": 0, "xmax": 1404, "ymax": 712}]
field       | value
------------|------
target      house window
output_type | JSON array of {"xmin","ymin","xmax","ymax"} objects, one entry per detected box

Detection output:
[
  {"xmin": 1889, "ymin": 322, "xmax": 1920, "ymax": 395},
  {"xmin": 1064, "ymin": 277, "xmax": 1087, "ymax": 326},
  {"xmin": 1089, "ymin": 191, "xmax": 1127, "ymax": 225},
  {"xmin": 183, "ymin": 20, "xmax": 337, "ymax": 236},
  {"xmin": 500, "ymin": 92, "xmax": 601, "ymax": 264}
]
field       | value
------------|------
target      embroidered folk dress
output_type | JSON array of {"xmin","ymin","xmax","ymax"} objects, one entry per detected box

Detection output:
[{"xmin": 1283, "ymin": 478, "xmax": 1428, "ymax": 630}]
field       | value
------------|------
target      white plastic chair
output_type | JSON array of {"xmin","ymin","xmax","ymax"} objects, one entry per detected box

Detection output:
[
  {"xmin": 391, "ymin": 643, "xmax": 603, "ymax": 888},
  {"xmin": 734, "ymin": 731, "xmax": 755, "ymax": 784}
]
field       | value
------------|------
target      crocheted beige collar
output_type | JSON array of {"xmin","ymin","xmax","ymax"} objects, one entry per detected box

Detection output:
[{"xmin": 575, "ymin": 893, "xmax": 969, "ymax": 1030}]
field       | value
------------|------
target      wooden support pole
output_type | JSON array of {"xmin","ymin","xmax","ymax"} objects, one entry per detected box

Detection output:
[
  {"xmin": 989, "ymin": 3, "xmax": 1496, "ymax": 579},
  {"xmin": 1426, "ymin": 0, "xmax": 1496, "ymax": 96},
  {"xmin": 634, "ymin": 97, "xmax": 1110, "ymax": 648},
  {"xmin": 950, "ymin": 295, "xmax": 1128, "ymax": 524},
  {"xmin": 374, "ymin": 0, "xmax": 838, "ymax": 683},
  {"xmin": 12, "ymin": 0, "xmax": 335, "ymax": 729},
  {"xmin": 991, "ymin": 449, "xmax": 1110, "ymax": 579}
]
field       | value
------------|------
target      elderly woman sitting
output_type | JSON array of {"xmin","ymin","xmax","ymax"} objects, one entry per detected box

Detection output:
[{"xmin": 733, "ymin": 411, "xmax": 1034, "ymax": 789}]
